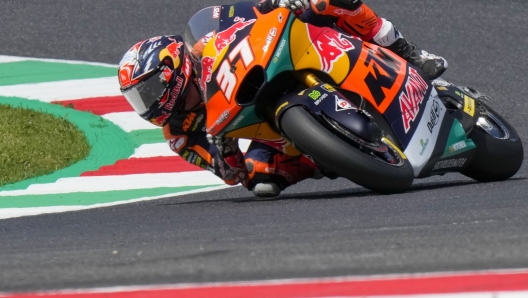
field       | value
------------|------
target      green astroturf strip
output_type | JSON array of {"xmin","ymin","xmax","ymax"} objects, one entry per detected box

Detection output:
[
  {"xmin": 128, "ymin": 129, "xmax": 166, "ymax": 146},
  {"xmin": 0, "ymin": 97, "xmax": 136, "ymax": 192},
  {"xmin": 0, "ymin": 186, "xmax": 222, "ymax": 208},
  {"xmin": 0, "ymin": 61, "xmax": 116, "ymax": 86}
]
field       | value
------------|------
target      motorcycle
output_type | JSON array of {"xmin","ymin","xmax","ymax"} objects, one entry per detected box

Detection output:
[{"xmin": 184, "ymin": 1, "xmax": 523, "ymax": 193}]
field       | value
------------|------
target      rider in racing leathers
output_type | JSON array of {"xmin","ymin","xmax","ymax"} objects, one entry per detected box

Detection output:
[{"xmin": 117, "ymin": 0, "xmax": 447, "ymax": 198}]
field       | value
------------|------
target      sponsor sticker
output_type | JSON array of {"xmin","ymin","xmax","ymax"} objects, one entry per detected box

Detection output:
[
  {"xmin": 464, "ymin": 95, "xmax": 476, "ymax": 117},
  {"xmin": 419, "ymin": 138, "xmax": 429, "ymax": 156},
  {"xmin": 335, "ymin": 95, "xmax": 356, "ymax": 111},
  {"xmin": 212, "ymin": 6, "xmax": 221, "ymax": 19},
  {"xmin": 231, "ymin": 115, "xmax": 245, "ymax": 127},
  {"xmin": 449, "ymin": 140, "xmax": 468, "ymax": 153},
  {"xmin": 263, "ymin": 28, "xmax": 277, "ymax": 53},
  {"xmin": 273, "ymin": 39, "xmax": 287, "ymax": 63},
  {"xmin": 308, "ymin": 90, "xmax": 322, "ymax": 100},
  {"xmin": 216, "ymin": 110, "xmax": 230, "ymax": 126},
  {"xmin": 399, "ymin": 68, "xmax": 429, "ymax": 133},
  {"xmin": 427, "ymin": 100, "xmax": 442, "ymax": 133},
  {"xmin": 312, "ymin": 31, "xmax": 355, "ymax": 72},
  {"xmin": 214, "ymin": 17, "xmax": 256, "ymax": 54},
  {"xmin": 182, "ymin": 112, "xmax": 197, "ymax": 132},
  {"xmin": 191, "ymin": 114, "xmax": 205, "ymax": 132},
  {"xmin": 321, "ymin": 84, "xmax": 336, "ymax": 93},
  {"xmin": 199, "ymin": 56, "xmax": 216, "ymax": 96},
  {"xmin": 254, "ymin": 138, "xmax": 291, "ymax": 153},
  {"xmin": 314, "ymin": 94, "xmax": 328, "ymax": 105},
  {"xmin": 166, "ymin": 76, "xmax": 185, "ymax": 110},
  {"xmin": 433, "ymin": 158, "xmax": 467, "ymax": 171}
]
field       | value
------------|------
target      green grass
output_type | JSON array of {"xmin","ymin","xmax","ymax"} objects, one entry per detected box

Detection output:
[{"xmin": 0, "ymin": 104, "xmax": 90, "ymax": 187}]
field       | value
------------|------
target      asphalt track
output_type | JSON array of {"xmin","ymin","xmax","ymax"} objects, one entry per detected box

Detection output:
[{"xmin": 1, "ymin": 0, "xmax": 528, "ymax": 293}]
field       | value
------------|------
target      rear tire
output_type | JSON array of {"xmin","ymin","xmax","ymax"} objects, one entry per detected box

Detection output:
[
  {"xmin": 462, "ymin": 102, "xmax": 523, "ymax": 181},
  {"xmin": 280, "ymin": 106, "xmax": 414, "ymax": 194}
]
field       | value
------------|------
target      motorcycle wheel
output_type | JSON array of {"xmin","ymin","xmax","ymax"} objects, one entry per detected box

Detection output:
[
  {"xmin": 462, "ymin": 101, "xmax": 524, "ymax": 181},
  {"xmin": 279, "ymin": 106, "xmax": 414, "ymax": 194}
]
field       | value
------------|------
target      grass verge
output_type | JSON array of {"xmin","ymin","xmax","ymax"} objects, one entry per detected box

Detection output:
[{"xmin": 0, "ymin": 104, "xmax": 90, "ymax": 187}]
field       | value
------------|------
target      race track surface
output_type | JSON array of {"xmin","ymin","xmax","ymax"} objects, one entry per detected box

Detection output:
[{"xmin": 1, "ymin": 0, "xmax": 528, "ymax": 292}]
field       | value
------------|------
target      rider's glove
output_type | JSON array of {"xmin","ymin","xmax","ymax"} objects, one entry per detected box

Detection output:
[
  {"xmin": 206, "ymin": 134, "xmax": 239, "ymax": 157},
  {"xmin": 257, "ymin": 0, "xmax": 276, "ymax": 13},
  {"xmin": 272, "ymin": 0, "xmax": 310, "ymax": 13},
  {"xmin": 208, "ymin": 134, "xmax": 248, "ymax": 186}
]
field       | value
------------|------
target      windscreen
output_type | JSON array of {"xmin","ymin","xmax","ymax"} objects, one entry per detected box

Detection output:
[{"xmin": 184, "ymin": 6, "xmax": 220, "ymax": 62}]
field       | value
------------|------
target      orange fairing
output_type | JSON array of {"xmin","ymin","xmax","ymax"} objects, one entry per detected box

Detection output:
[
  {"xmin": 341, "ymin": 43, "xmax": 408, "ymax": 114},
  {"xmin": 291, "ymin": 20, "xmax": 356, "ymax": 85},
  {"xmin": 291, "ymin": 17, "xmax": 408, "ymax": 114},
  {"xmin": 204, "ymin": 8, "xmax": 287, "ymax": 134},
  {"xmin": 226, "ymin": 123, "xmax": 301, "ymax": 156}
]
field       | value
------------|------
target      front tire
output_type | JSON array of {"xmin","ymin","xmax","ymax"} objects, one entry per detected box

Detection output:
[
  {"xmin": 462, "ymin": 101, "xmax": 523, "ymax": 181},
  {"xmin": 280, "ymin": 106, "xmax": 414, "ymax": 194}
]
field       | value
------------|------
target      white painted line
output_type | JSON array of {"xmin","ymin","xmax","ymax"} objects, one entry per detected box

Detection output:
[
  {"xmin": 0, "ymin": 172, "xmax": 225, "ymax": 196},
  {"xmin": 129, "ymin": 139, "xmax": 255, "ymax": 158},
  {"xmin": 0, "ymin": 77, "xmax": 121, "ymax": 101},
  {"xmin": 0, "ymin": 56, "xmax": 29, "ymax": 63},
  {"xmin": 0, "ymin": 185, "xmax": 232, "ymax": 220},
  {"xmin": 0, "ymin": 55, "xmax": 117, "ymax": 68},
  {"xmin": 102, "ymin": 112, "xmax": 159, "ymax": 132},
  {"xmin": 130, "ymin": 143, "xmax": 174, "ymax": 158}
]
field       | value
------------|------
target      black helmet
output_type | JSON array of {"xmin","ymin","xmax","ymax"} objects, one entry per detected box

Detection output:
[{"xmin": 118, "ymin": 35, "xmax": 192, "ymax": 127}]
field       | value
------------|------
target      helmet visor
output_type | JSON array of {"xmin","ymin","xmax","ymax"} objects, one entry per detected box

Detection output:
[{"xmin": 122, "ymin": 70, "xmax": 168, "ymax": 115}]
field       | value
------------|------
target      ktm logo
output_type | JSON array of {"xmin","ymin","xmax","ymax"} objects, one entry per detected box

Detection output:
[{"xmin": 182, "ymin": 112, "xmax": 197, "ymax": 132}]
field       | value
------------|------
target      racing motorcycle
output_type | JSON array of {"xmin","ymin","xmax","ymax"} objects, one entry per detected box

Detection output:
[{"xmin": 184, "ymin": 2, "xmax": 523, "ymax": 193}]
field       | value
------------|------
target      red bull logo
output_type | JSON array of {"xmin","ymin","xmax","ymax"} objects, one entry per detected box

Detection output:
[
  {"xmin": 214, "ymin": 17, "xmax": 256, "ymax": 54},
  {"xmin": 151, "ymin": 111, "xmax": 171, "ymax": 127},
  {"xmin": 255, "ymin": 138, "xmax": 291, "ymax": 153},
  {"xmin": 167, "ymin": 41, "xmax": 183, "ymax": 59},
  {"xmin": 165, "ymin": 76, "xmax": 185, "ymax": 109},
  {"xmin": 200, "ymin": 56, "xmax": 217, "ymax": 96},
  {"xmin": 309, "ymin": 28, "xmax": 356, "ymax": 72}
]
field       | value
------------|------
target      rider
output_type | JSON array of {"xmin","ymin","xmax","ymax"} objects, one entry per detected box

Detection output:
[{"xmin": 117, "ymin": 0, "xmax": 447, "ymax": 198}]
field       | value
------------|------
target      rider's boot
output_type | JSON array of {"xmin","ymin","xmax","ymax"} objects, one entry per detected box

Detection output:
[
  {"xmin": 387, "ymin": 37, "xmax": 448, "ymax": 80},
  {"xmin": 371, "ymin": 18, "xmax": 448, "ymax": 80},
  {"xmin": 246, "ymin": 153, "xmax": 322, "ymax": 198}
]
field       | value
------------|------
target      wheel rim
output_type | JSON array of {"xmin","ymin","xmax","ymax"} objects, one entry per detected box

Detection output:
[{"xmin": 476, "ymin": 105, "xmax": 510, "ymax": 140}]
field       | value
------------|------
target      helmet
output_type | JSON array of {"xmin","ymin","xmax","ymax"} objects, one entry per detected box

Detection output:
[{"xmin": 118, "ymin": 35, "xmax": 193, "ymax": 127}]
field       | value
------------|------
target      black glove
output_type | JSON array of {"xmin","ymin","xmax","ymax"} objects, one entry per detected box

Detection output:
[
  {"xmin": 257, "ymin": 0, "xmax": 277, "ymax": 14},
  {"xmin": 274, "ymin": 0, "xmax": 310, "ymax": 12}
]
